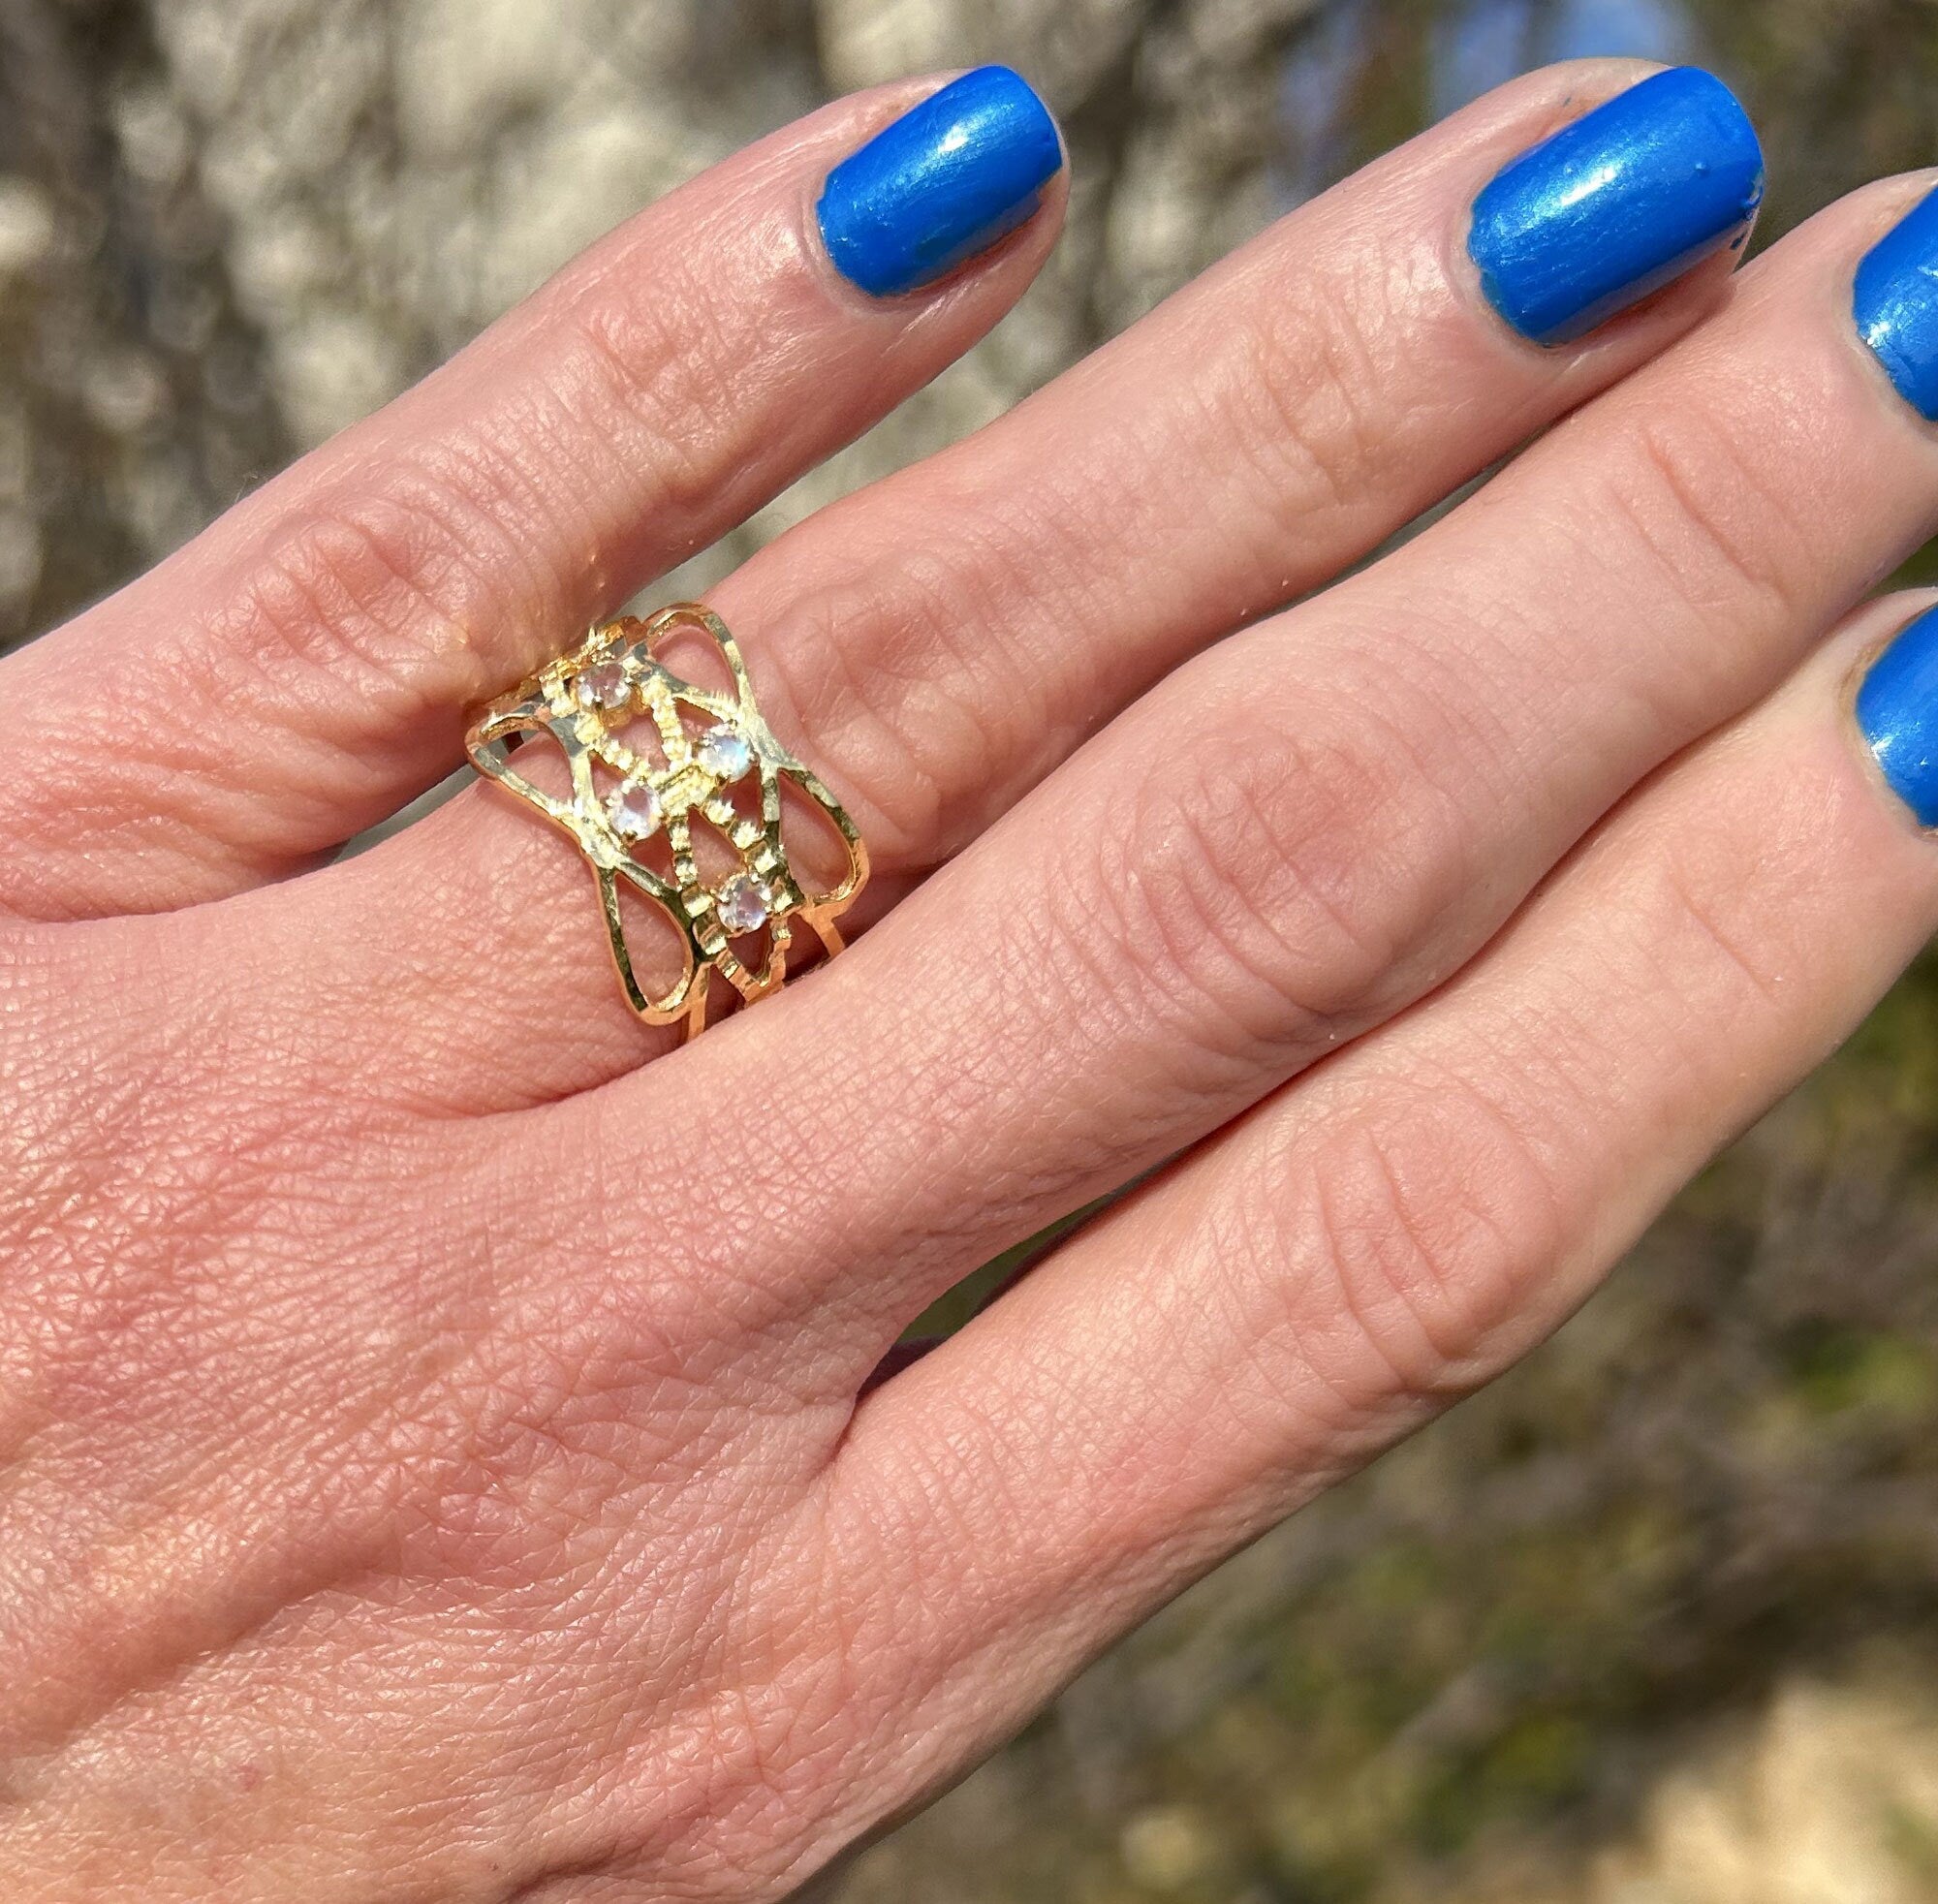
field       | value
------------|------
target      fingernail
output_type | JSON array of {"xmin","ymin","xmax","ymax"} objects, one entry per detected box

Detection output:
[
  {"xmin": 1468, "ymin": 67, "xmax": 1765, "ymax": 347},
  {"xmin": 1855, "ymin": 187, "xmax": 1938, "ymax": 421},
  {"xmin": 1858, "ymin": 606, "xmax": 1938, "ymax": 827},
  {"xmin": 817, "ymin": 66, "xmax": 1063, "ymax": 298}
]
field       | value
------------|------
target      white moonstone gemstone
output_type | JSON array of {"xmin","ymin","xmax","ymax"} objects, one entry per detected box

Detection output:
[
  {"xmin": 609, "ymin": 782, "xmax": 662, "ymax": 840},
  {"xmin": 715, "ymin": 873, "xmax": 770, "ymax": 936},
  {"xmin": 576, "ymin": 661, "xmax": 630, "ymax": 711},
  {"xmin": 697, "ymin": 723, "xmax": 753, "ymax": 781}
]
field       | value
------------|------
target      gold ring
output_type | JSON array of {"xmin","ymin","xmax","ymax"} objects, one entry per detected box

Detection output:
[{"xmin": 465, "ymin": 605, "xmax": 868, "ymax": 1041}]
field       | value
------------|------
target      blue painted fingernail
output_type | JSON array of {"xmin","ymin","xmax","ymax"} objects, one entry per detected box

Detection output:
[
  {"xmin": 1855, "ymin": 188, "xmax": 1938, "ymax": 421},
  {"xmin": 1468, "ymin": 68, "xmax": 1765, "ymax": 347},
  {"xmin": 1858, "ymin": 606, "xmax": 1938, "ymax": 827},
  {"xmin": 816, "ymin": 66, "xmax": 1063, "ymax": 298}
]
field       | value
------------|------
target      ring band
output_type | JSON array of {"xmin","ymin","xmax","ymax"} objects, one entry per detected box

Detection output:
[{"xmin": 465, "ymin": 605, "xmax": 868, "ymax": 1041}]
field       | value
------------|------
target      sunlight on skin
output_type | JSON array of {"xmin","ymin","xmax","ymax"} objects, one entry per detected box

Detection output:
[{"xmin": 4, "ymin": 50, "xmax": 1938, "ymax": 1903}]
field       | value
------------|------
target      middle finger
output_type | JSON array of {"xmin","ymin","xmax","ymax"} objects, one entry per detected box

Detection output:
[{"xmin": 255, "ymin": 60, "xmax": 1760, "ymax": 1110}]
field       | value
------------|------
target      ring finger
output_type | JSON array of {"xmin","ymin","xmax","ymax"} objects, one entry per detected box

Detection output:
[{"xmin": 554, "ymin": 160, "xmax": 1938, "ymax": 1389}]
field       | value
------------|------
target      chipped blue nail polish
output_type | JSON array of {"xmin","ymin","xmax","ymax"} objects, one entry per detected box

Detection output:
[
  {"xmin": 1468, "ymin": 67, "xmax": 1766, "ymax": 347},
  {"xmin": 1855, "ymin": 188, "xmax": 1938, "ymax": 421},
  {"xmin": 816, "ymin": 66, "xmax": 1063, "ymax": 298},
  {"xmin": 1858, "ymin": 605, "xmax": 1938, "ymax": 827}
]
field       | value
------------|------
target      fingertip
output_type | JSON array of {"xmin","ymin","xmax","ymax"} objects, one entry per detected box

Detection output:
[
  {"xmin": 1467, "ymin": 64, "xmax": 1764, "ymax": 348},
  {"xmin": 1853, "ymin": 596, "xmax": 1938, "ymax": 830},
  {"xmin": 815, "ymin": 65, "xmax": 1066, "ymax": 298}
]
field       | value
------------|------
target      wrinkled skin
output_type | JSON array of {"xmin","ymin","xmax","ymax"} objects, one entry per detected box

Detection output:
[{"xmin": 3, "ymin": 61, "xmax": 1937, "ymax": 1902}]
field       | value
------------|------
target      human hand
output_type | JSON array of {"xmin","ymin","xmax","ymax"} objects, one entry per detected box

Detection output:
[{"xmin": 7, "ymin": 59, "xmax": 1938, "ymax": 1899}]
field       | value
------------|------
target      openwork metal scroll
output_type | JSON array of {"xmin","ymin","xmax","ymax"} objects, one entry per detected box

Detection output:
[{"xmin": 466, "ymin": 605, "xmax": 868, "ymax": 1041}]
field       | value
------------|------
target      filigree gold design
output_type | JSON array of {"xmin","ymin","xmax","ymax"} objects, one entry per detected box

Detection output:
[{"xmin": 465, "ymin": 604, "xmax": 867, "ymax": 1041}]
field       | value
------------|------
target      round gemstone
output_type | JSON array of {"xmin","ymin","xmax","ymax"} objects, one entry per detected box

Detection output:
[
  {"xmin": 697, "ymin": 723, "xmax": 754, "ymax": 781},
  {"xmin": 715, "ymin": 873, "xmax": 770, "ymax": 936},
  {"xmin": 609, "ymin": 782, "xmax": 662, "ymax": 840},
  {"xmin": 575, "ymin": 661, "xmax": 630, "ymax": 712}
]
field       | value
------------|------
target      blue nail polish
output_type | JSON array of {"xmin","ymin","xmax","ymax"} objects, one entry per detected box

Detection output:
[
  {"xmin": 1855, "ymin": 189, "xmax": 1938, "ymax": 421},
  {"xmin": 816, "ymin": 67, "xmax": 1062, "ymax": 297},
  {"xmin": 1858, "ymin": 606, "xmax": 1938, "ymax": 827},
  {"xmin": 1468, "ymin": 68, "xmax": 1765, "ymax": 347}
]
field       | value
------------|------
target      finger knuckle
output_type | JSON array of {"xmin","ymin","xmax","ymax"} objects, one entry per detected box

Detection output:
[
  {"xmin": 1214, "ymin": 230, "xmax": 1423, "ymax": 543},
  {"xmin": 1081, "ymin": 667, "xmax": 1472, "ymax": 1066},
  {"xmin": 195, "ymin": 453, "xmax": 543, "ymax": 728},
  {"xmin": 1603, "ymin": 399, "xmax": 1804, "ymax": 646},
  {"xmin": 1636, "ymin": 837, "xmax": 1796, "ymax": 1025},
  {"xmin": 568, "ymin": 261, "xmax": 744, "ymax": 517},
  {"xmin": 759, "ymin": 546, "xmax": 1028, "ymax": 864},
  {"xmin": 1257, "ymin": 1075, "xmax": 1570, "ymax": 1416}
]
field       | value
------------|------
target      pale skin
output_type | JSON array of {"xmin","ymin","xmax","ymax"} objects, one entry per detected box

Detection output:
[{"xmin": 4, "ymin": 56, "xmax": 1938, "ymax": 1899}]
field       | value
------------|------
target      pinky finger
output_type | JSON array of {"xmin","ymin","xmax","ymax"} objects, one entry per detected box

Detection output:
[{"xmin": 824, "ymin": 592, "xmax": 1938, "ymax": 1771}]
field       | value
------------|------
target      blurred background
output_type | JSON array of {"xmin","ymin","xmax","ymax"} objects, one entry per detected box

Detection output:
[{"xmin": 7, "ymin": 1, "xmax": 1938, "ymax": 1898}]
